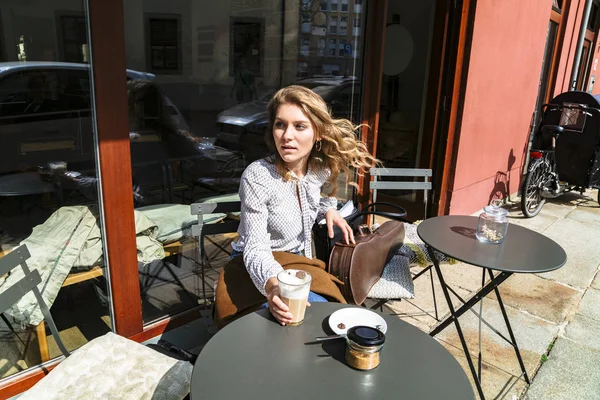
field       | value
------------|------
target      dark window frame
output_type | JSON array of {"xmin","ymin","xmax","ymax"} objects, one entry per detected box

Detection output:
[
  {"xmin": 588, "ymin": 1, "xmax": 599, "ymax": 31},
  {"xmin": 229, "ymin": 17, "xmax": 265, "ymax": 78},
  {"xmin": 56, "ymin": 11, "xmax": 88, "ymax": 63},
  {"xmin": 145, "ymin": 14, "xmax": 182, "ymax": 75},
  {"xmin": 552, "ymin": 0, "xmax": 563, "ymax": 13},
  {"xmin": 0, "ymin": 11, "xmax": 5, "ymax": 62}
]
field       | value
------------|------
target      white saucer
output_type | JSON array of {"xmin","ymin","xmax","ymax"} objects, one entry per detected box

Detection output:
[{"xmin": 328, "ymin": 307, "xmax": 388, "ymax": 335}]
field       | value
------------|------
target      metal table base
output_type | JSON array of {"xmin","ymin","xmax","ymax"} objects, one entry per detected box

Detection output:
[{"xmin": 426, "ymin": 246, "xmax": 530, "ymax": 400}]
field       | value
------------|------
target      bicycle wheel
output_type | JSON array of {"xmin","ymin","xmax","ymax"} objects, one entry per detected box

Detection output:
[{"xmin": 521, "ymin": 158, "xmax": 551, "ymax": 218}]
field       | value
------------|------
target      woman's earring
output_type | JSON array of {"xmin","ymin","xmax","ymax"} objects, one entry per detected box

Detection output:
[{"xmin": 315, "ymin": 140, "xmax": 322, "ymax": 152}]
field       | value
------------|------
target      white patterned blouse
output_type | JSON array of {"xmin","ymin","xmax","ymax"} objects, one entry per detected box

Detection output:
[{"xmin": 232, "ymin": 157, "xmax": 338, "ymax": 295}]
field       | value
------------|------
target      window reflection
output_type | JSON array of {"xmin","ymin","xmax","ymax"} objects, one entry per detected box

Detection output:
[
  {"xmin": 122, "ymin": 0, "xmax": 367, "ymax": 323},
  {"xmin": 0, "ymin": 1, "xmax": 110, "ymax": 380}
]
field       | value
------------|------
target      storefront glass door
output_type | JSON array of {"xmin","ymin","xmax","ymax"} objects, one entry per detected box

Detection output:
[{"xmin": 374, "ymin": 0, "xmax": 438, "ymax": 219}]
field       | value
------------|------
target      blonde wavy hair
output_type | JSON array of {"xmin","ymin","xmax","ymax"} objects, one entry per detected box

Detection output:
[{"xmin": 265, "ymin": 85, "xmax": 378, "ymax": 195}]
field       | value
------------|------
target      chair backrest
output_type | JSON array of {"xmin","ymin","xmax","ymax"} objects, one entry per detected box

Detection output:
[
  {"xmin": 0, "ymin": 245, "xmax": 70, "ymax": 358},
  {"xmin": 190, "ymin": 201, "xmax": 242, "ymax": 259},
  {"xmin": 370, "ymin": 168, "xmax": 433, "ymax": 220}
]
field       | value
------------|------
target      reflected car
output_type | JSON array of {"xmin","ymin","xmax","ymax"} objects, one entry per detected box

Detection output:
[
  {"xmin": 215, "ymin": 77, "xmax": 362, "ymax": 161},
  {"xmin": 0, "ymin": 61, "xmax": 187, "ymax": 175},
  {"xmin": 0, "ymin": 62, "xmax": 245, "ymax": 202}
]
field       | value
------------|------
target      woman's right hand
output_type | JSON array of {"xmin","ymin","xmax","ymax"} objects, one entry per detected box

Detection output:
[{"xmin": 265, "ymin": 277, "xmax": 294, "ymax": 326}]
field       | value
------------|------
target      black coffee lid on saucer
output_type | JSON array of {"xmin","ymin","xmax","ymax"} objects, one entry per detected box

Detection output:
[{"xmin": 347, "ymin": 325, "xmax": 385, "ymax": 346}]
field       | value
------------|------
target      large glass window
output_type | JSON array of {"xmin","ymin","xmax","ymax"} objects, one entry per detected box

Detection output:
[
  {"xmin": 121, "ymin": 0, "xmax": 368, "ymax": 323},
  {"xmin": 0, "ymin": 0, "xmax": 110, "ymax": 380}
]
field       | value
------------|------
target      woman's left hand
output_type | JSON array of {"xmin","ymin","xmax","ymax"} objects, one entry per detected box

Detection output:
[{"xmin": 325, "ymin": 209, "xmax": 355, "ymax": 245}]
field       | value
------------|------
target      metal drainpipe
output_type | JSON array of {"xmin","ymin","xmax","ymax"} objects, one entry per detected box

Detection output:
[{"xmin": 570, "ymin": 0, "xmax": 594, "ymax": 91}]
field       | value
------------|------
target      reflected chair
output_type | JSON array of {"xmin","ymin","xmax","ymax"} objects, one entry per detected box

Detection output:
[
  {"xmin": 192, "ymin": 151, "xmax": 246, "ymax": 197},
  {"xmin": 0, "ymin": 245, "xmax": 70, "ymax": 359},
  {"xmin": 0, "ymin": 244, "xmax": 193, "ymax": 399},
  {"xmin": 190, "ymin": 200, "xmax": 241, "ymax": 305},
  {"xmin": 366, "ymin": 168, "xmax": 441, "ymax": 320}
]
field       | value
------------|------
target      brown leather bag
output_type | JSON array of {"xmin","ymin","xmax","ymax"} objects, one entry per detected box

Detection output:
[{"xmin": 327, "ymin": 204, "xmax": 406, "ymax": 305}]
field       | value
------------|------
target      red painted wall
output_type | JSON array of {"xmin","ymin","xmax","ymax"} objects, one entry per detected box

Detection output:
[{"xmin": 446, "ymin": 0, "xmax": 553, "ymax": 215}]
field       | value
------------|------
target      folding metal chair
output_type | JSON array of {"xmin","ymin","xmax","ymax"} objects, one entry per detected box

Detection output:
[
  {"xmin": 370, "ymin": 167, "xmax": 432, "ymax": 221},
  {"xmin": 367, "ymin": 168, "xmax": 440, "ymax": 320},
  {"xmin": 190, "ymin": 201, "xmax": 241, "ymax": 305},
  {"xmin": 0, "ymin": 244, "xmax": 70, "ymax": 358}
]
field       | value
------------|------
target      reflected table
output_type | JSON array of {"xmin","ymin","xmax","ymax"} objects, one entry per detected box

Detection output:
[
  {"xmin": 191, "ymin": 303, "xmax": 474, "ymax": 399},
  {"xmin": 0, "ymin": 172, "xmax": 54, "ymax": 196},
  {"xmin": 417, "ymin": 215, "xmax": 567, "ymax": 400}
]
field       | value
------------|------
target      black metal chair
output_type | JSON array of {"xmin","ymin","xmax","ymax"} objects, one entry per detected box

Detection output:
[{"xmin": 190, "ymin": 200, "xmax": 241, "ymax": 305}]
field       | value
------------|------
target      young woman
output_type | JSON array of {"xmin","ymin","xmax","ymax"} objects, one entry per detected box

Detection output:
[{"xmin": 231, "ymin": 85, "xmax": 377, "ymax": 325}]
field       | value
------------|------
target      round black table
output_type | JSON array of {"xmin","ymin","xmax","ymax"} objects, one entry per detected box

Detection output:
[
  {"xmin": 417, "ymin": 215, "xmax": 567, "ymax": 399},
  {"xmin": 191, "ymin": 303, "xmax": 474, "ymax": 399},
  {"xmin": 0, "ymin": 172, "xmax": 54, "ymax": 196},
  {"xmin": 417, "ymin": 215, "xmax": 567, "ymax": 273}
]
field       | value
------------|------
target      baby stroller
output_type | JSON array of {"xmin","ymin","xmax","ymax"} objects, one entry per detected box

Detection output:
[{"xmin": 521, "ymin": 91, "xmax": 600, "ymax": 217}]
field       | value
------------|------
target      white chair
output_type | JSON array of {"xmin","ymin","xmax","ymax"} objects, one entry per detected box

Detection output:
[
  {"xmin": 369, "ymin": 167, "xmax": 432, "ymax": 221},
  {"xmin": 366, "ymin": 168, "xmax": 441, "ymax": 320},
  {"xmin": 0, "ymin": 245, "xmax": 192, "ymax": 400}
]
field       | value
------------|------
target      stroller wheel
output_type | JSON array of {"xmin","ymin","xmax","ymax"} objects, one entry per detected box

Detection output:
[{"xmin": 521, "ymin": 159, "xmax": 550, "ymax": 218}]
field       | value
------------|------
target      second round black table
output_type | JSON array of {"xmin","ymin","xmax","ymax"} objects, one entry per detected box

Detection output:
[
  {"xmin": 191, "ymin": 302, "xmax": 474, "ymax": 399},
  {"xmin": 417, "ymin": 215, "xmax": 567, "ymax": 399}
]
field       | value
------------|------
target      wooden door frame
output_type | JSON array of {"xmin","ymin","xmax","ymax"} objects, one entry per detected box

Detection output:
[
  {"xmin": 433, "ymin": 0, "xmax": 476, "ymax": 216},
  {"xmin": 88, "ymin": 0, "xmax": 142, "ymax": 338},
  {"xmin": 546, "ymin": 1, "xmax": 570, "ymax": 103}
]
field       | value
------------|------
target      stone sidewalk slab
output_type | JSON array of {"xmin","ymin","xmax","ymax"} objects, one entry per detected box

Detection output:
[
  {"xmin": 536, "ymin": 218, "xmax": 600, "ymax": 289},
  {"xmin": 438, "ymin": 262, "xmax": 493, "ymax": 293},
  {"xmin": 577, "ymin": 288, "xmax": 600, "ymax": 322},
  {"xmin": 434, "ymin": 298, "xmax": 557, "ymax": 378},
  {"xmin": 563, "ymin": 314, "xmax": 600, "ymax": 351},
  {"xmin": 550, "ymin": 191, "xmax": 598, "ymax": 207},
  {"xmin": 507, "ymin": 212, "xmax": 558, "ymax": 232},
  {"xmin": 592, "ymin": 271, "xmax": 600, "ymax": 290},
  {"xmin": 524, "ymin": 338, "xmax": 600, "ymax": 400},
  {"xmin": 385, "ymin": 268, "xmax": 472, "ymax": 332},
  {"xmin": 566, "ymin": 207, "xmax": 600, "ymax": 228},
  {"xmin": 437, "ymin": 337, "xmax": 527, "ymax": 399},
  {"xmin": 539, "ymin": 201, "xmax": 577, "ymax": 219},
  {"xmin": 497, "ymin": 274, "xmax": 581, "ymax": 324}
]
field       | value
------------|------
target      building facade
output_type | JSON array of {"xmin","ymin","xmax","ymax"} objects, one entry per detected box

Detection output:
[{"xmin": 0, "ymin": 0, "xmax": 597, "ymax": 395}]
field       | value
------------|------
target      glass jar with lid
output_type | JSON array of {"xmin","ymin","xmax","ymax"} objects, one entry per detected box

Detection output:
[
  {"xmin": 345, "ymin": 326, "xmax": 385, "ymax": 370},
  {"xmin": 476, "ymin": 204, "xmax": 509, "ymax": 244}
]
